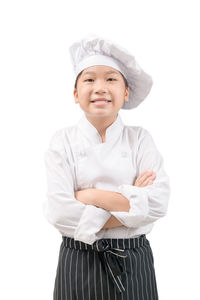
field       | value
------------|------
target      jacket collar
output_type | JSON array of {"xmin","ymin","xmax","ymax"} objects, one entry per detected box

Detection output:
[{"xmin": 76, "ymin": 113, "xmax": 125, "ymax": 144}]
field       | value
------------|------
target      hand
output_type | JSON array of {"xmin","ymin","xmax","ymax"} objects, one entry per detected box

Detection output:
[
  {"xmin": 74, "ymin": 189, "xmax": 93, "ymax": 205},
  {"xmin": 134, "ymin": 170, "xmax": 156, "ymax": 187}
]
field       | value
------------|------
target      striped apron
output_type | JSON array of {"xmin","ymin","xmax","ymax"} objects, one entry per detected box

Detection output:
[{"xmin": 53, "ymin": 234, "xmax": 159, "ymax": 299}]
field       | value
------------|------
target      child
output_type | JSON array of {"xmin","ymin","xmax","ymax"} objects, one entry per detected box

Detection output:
[{"xmin": 43, "ymin": 34, "xmax": 170, "ymax": 300}]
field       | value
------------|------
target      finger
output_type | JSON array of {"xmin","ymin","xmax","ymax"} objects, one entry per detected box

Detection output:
[
  {"xmin": 143, "ymin": 172, "xmax": 157, "ymax": 186},
  {"xmin": 150, "ymin": 172, "xmax": 156, "ymax": 180},
  {"xmin": 134, "ymin": 171, "xmax": 150, "ymax": 185},
  {"xmin": 136, "ymin": 171, "xmax": 153, "ymax": 186},
  {"xmin": 147, "ymin": 180, "xmax": 154, "ymax": 186},
  {"xmin": 137, "ymin": 173, "xmax": 156, "ymax": 187},
  {"xmin": 141, "ymin": 171, "xmax": 156, "ymax": 183},
  {"xmin": 134, "ymin": 173, "xmax": 146, "ymax": 186},
  {"xmin": 142, "ymin": 177, "xmax": 155, "ymax": 186}
]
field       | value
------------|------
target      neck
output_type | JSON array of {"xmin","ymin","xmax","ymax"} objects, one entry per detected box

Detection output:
[{"xmin": 85, "ymin": 113, "xmax": 118, "ymax": 136}]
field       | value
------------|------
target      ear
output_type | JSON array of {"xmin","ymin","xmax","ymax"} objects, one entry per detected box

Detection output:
[
  {"xmin": 124, "ymin": 87, "xmax": 129, "ymax": 102},
  {"xmin": 73, "ymin": 88, "xmax": 79, "ymax": 104}
]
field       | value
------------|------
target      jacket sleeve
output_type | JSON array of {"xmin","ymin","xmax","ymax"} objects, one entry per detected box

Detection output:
[
  {"xmin": 110, "ymin": 128, "xmax": 171, "ymax": 228},
  {"xmin": 43, "ymin": 130, "xmax": 111, "ymax": 244}
]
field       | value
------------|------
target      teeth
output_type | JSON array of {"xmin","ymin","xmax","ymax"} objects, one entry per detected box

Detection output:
[{"xmin": 92, "ymin": 100, "xmax": 110, "ymax": 103}]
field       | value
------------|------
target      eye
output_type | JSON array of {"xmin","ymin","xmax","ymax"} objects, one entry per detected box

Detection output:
[
  {"xmin": 107, "ymin": 78, "xmax": 116, "ymax": 81},
  {"xmin": 84, "ymin": 78, "xmax": 116, "ymax": 82},
  {"xmin": 84, "ymin": 78, "xmax": 94, "ymax": 82}
]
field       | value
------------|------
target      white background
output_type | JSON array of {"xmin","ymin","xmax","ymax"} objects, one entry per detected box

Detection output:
[{"xmin": 0, "ymin": 0, "xmax": 200, "ymax": 299}]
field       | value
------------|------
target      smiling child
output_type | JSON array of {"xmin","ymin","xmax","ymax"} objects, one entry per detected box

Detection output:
[{"xmin": 43, "ymin": 34, "xmax": 170, "ymax": 300}]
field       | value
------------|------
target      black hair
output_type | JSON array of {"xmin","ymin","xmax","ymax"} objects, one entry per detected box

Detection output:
[{"xmin": 74, "ymin": 70, "xmax": 129, "ymax": 89}]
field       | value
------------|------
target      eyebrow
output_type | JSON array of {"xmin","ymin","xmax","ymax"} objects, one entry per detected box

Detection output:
[{"xmin": 82, "ymin": 70, "xmax": 119, "ymax": 76}]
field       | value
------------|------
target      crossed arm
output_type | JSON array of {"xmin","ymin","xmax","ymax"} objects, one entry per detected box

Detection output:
[
  {"xmin": 75, "ymin": 171, "xmax": 156, "ymax": 229},
  {"xmin": 75, "ymin": 189, "xmax": 130, "ymax": 229}
]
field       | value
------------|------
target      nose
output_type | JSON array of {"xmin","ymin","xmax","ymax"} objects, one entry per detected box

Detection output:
[{"xmin": 93, "ymin": 79, "xmax": 108, "ymax": 94}]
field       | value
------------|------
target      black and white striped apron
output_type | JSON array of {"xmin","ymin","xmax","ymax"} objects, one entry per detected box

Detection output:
[{"xmin": 53, "ymin": 234, "xmax": 159, "ymax": 299}]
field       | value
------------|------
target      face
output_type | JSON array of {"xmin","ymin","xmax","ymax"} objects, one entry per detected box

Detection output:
[{"xmin": 73, "ymin": 65, "xmax": 129, "ymax": 119}]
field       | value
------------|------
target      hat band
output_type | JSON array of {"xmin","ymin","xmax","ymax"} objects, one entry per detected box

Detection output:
[{"xmin": 75, "ymin": 54, "xmax": 127, "ymax": 79}]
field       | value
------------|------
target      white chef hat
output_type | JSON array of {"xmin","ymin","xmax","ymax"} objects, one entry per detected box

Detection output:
[{"xmin": 69, "ymin": 34, "xmax": 153, "ymax": 110}]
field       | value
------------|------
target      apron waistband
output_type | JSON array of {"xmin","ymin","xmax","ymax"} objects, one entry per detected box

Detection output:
[
  {"xmin": 62, "ymin": 234, "xmax": 146, "ymax": 251},
  {"xmin": 62, "ymin": 235, "xmax": 147, "ymax": 294}
]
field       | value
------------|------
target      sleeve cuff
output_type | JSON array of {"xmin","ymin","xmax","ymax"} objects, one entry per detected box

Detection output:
[
  {"xmin": 74, "ymin": 205, "xmax": 111, "ymax": 244},
  {"xmin": 110, "ymin": 184, "xmax": 149, "ymax": 228}
]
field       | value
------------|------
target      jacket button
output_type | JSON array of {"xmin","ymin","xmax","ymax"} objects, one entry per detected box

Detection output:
[
  {"xmin": 79, "ymin": 151, "xmax": 86, "ymax": 157},
  {"xmin": 121, "ymin": 151, "xmax": 128, "ymax": 157}
]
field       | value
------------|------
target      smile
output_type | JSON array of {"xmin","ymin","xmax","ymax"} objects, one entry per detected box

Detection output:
[
  {"xmin": 91, "ymin": 100, "xmax": 111, "ymax": 103},
  {"xmin": 91, "ymin": 100, "xmax": 111, "ymax": 106}
]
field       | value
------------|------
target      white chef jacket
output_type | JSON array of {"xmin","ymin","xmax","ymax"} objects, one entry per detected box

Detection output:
[{"xmin": 43, "ymin": 112, "xmax": 170, "ymax": 245}]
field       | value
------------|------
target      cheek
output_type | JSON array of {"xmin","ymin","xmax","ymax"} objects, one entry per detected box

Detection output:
[
  {"xmin": 112, "ymin": 82, "xmax": 125, "ymax": 92},
  {"xmin": 114, "ymin": 87, "xmax": 126, "ymax": 98},
  {"xmin": 78, "ymin": 86, "xmax": 90, "ymax": 95}
]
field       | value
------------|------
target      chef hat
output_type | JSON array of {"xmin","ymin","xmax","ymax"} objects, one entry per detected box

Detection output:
[{"xmin": 69, "ymin": 34, "xmax": 153, "ymax": 110}]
